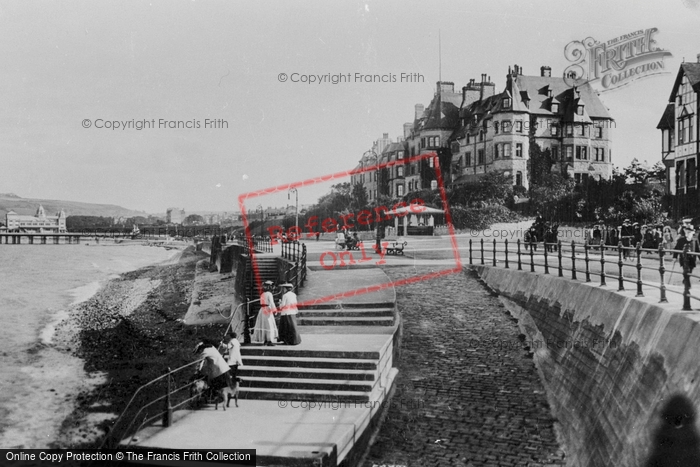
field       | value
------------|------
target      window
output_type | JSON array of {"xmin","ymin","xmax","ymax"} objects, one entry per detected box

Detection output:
[
  {"xmin": 515, "ymin": 121, "xmax": 523, "ymax": 132},
  {"xmin": 516, "ymin": 171, "xmax": 523, "ymax": 186},
  {"xmin": 551, "ymin": 146, "xmax": 559, "ymax": 161},
  {"xmin": 397, "ymin": 184, "xmax": 404, "ymax": 196},
  {"xmin": 574, "ymin": 173, "xmax": 582, "ymax": 183},
  {"xmin": 689, "ymin": 158, "xmax": 697, "ymax": 188},
  {"xmin": 577, "ymin": 124, "xmax": 585, "ymax": 136},
  {"xmin": 408, "ymin": 181, "xmax": 413, "ymax": 191},
  {"xmin": 398, "ymin": 150, "xmax": 404, "ymax": 159},
  {"xmin": 430, "ymin": 180, "xmax": 438, "ymax": 190},
  {"xmin": 502, "ymin": 121, "xmax": 511, "ymax": 132},
  {"xmin": 494, "ymin": 122, "xmax": 500, "ymax": 134},
  {"xmin": 577, "ymin": 105, "xmax": 584, "ymax": 116},
  {"xmin": 503, "ymin": 97, "xmax": 511, "ymax": 108},
  {"xmin": 466, "ymin": 152, "xmax": 472, "ymax": 166},
  {"xmin": 421, "ymin": 137, "xmax": 426, "ymax": 148},
  {"xmin": 551, "ymin": 103, "xmax": 559, "ymax": 113},
  {"xmin": 477, "ymin": 149, "xmax": 484, "ymax": 164},
  {"xmin": 374, "ymin": 172, "xmax": 378, "ymax": 181},
  {"xmin": 516, "ymin": 143, "xmax": 523, "ymax": 157},
  {"xmin": 566, "ymin": 145, "xmax": 573, "ymax": 160},
  {"xmin": 551, "ymin": 125, "xmax": 559, "ymax": 136},
  {"xmin": 494, "ymin": 144, "xmax": 500, "ymax": 159},
  {"xmin": 398, "ymin": 166, "xmax": 404, "ymax": 177},
  {"xmin": 566, "ymin": 124, "xmax": 573, "ymax": 136},
  {"xmin": 479, "ymin": 130, "xmax": 484, "ymax": 142},
  {"xmin": 466, "ymin": 134, "xmax": 471, "ymax": 144},
  {"xmin": 429, "ymin": 156, "xmax": 434, "ymax": 168},
  {"xmin": 595, "ymin": 126, "xmax": 603, "ymax": 138},
  {"xmin": 677, "ymin": 161, "xmax": 685, "ymax": 189},
  {"xmin": 503, "ymin": 143, "xmax": 512, "ymax": 158}
]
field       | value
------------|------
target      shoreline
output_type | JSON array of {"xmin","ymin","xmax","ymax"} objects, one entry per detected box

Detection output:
[{"xmin": 49, "ymin": 246, "xmax": 226, "ymax": 448}]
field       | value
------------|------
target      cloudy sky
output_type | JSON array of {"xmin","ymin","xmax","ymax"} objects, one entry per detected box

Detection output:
[{"xmin": 2, "ymin": 0, "xmax": 699, "ymax": 215}]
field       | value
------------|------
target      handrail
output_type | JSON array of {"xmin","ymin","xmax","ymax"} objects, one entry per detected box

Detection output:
[
  {"xmin": 99, "ymin": 358, "xmax": 204, "ymax": 449},
  {"xmin": 469, "ymin": 238, "xmax": 700, "ymax": 310}
]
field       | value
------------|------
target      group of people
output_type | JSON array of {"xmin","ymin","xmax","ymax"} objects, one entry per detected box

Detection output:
[
  {"xmin": 251, "ymin": 280, "xmax": 302, "ymax": 346},
  {"xmin": 524, "ymin": 215, "xmax": 559, "ymax": 252},
  {"xmin": 193, "ymin": 331, "xmax": 244, "ymax": 396}
]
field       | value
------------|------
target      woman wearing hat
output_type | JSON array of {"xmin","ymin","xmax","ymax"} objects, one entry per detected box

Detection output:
[
  {"xmin": 252, "ymin": 281, "xmax": 279, "ymax": 346},
  {"xmin": 277, "ymin": 283, "xmax": 301, "ymax": 345},
  {"xmin": 194, "ymin": 339, "xmax": 233, "ymax": 392}
]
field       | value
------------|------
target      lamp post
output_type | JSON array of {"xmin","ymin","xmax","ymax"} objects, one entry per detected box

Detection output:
[
  {"xmin": 256, "ymin": 205, "xmax": 263, "ymax": 237},
  {"xmin": 288, "ymin": 188, "xmax": 298, "ymax": 238},
  {"xmin": 363, "ymin": 149, "xmax": 381, "ymax": 252}
]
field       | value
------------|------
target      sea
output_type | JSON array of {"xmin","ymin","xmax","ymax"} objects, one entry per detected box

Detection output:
[{"xmin": 0, "ymin": 243, "xmax": 178, "ymax": 449}]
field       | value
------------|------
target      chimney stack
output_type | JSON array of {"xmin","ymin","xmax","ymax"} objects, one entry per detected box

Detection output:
[
  {"xmin": 414, "ymin": 104, "xmax": 425, "ymax": 120},
  {"xmin": 541, "ymin": 66, "xmax": 552, "ymax": 77},
  {"xmin": 697, "ymin": 53, "xmax": 700, "ymax": 63}
]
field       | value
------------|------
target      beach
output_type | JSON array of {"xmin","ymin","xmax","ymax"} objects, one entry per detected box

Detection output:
[{"xmin": 47, "ymin": 245, "xmax": 227, "ymax": 448}]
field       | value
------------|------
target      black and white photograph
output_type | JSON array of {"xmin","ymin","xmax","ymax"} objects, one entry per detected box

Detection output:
[{"xmin": 2, "ymin": 1, "xmax": 700, "ymax": 466}]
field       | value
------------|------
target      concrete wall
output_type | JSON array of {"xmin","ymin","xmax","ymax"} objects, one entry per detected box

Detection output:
[{"xmin": 473, "ymin": 265, "xmax": 700, "ymax": 467}]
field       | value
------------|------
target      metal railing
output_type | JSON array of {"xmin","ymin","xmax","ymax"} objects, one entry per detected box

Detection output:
[
  {"xmin": 281, "ymin": 242, "xmax": 307, "ymax": 293},
  {"xmin": 468, "ymin": 238, "xmax": 700, "ymax": 311},
  {"xmin": 99, "ymin": 359, "xmax": 205, "ymax": 449}
]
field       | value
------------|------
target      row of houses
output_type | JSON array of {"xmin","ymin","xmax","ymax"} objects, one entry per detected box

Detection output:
[{"xmin": 352, "ymin": 63, "xmax": 616, "ymax": 202}]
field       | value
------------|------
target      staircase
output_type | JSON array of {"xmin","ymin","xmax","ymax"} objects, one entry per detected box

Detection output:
[
  {"xmin": 238, "ymin": 343, "xmax": 393, "ymax": 402},
  {"xmin": 243, "ymin": 255, "xmax": 278, "ymax": 303},
  {"xmin": 298, "ymin": 302, "xmax": 395, "ymax": 326}
]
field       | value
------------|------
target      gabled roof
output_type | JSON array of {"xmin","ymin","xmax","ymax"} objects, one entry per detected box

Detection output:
[
  {"xmin": 669, "ymin": 62, "xmax": 700, "ymax": 100},
  {"xmin": 656, "ymin": 103, "xmax": 675, "ymax": 130},
  {"xmin": 418, "ymin": 87, "xmax": 462, "ymax": 131},
  {"xmin": 507, "ymin": 74, "xmax": 612, "ymax": 120}
]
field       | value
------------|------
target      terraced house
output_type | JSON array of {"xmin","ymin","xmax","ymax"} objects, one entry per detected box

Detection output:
[
  {"xmin": 353, "ymin": 64, "xmax": 615, "ymax": 202},
  {"xmin": 657, "ymin": 56, "xmax": 700, "ymax": 217}
]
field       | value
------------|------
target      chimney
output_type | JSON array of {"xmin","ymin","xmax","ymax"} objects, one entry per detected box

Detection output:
[
  {"xmin": 403, "ymin": 122, "xmax": 412, "ymax": 139},
  {"xmin": 415, "ymin": 104, "xmax": 425, "ymax": 120},
  {"xmin": 541, "ymin": 66, "xmax": 551, "ymax": 77},
  {"xmin": 383, "ymin": 133, "xmax": 388, "ymax": 139},
  {"xmin": 697, "ymin": 53, "xmax": 700, "ymax": 63}
]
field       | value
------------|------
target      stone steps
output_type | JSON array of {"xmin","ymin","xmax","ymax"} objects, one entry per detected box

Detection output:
[
  {"xmin": 299, "ymin": 307, "xmax": 394, "ymax": 318},
  {"xmin": 240, "ymin": 376, "xmax": 375, "ymax": 392},
  {"xmin": 298, "ymin": 316, "xmax": 395, "ymax": 326},
  {"xmin": 238, "ymin": 366, "xmax": 376, "ymax": 381},
  {"xmin": 243, "ymin": 355, "xmax": 378, "ymax": 370}
]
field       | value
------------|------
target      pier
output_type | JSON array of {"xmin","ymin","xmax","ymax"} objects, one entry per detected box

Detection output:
[{"xmin": 0, "ymin": 233, "xmax": 85, "ymax": 245}]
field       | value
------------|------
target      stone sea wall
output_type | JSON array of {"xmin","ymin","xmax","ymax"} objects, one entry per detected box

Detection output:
[{"xmin": 473, "ymin": 265, "xmax": 700, "ymax": 467}]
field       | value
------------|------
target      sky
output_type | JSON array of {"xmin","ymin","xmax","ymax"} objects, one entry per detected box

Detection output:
[{"xmin": 2, "ymin": 0, "xmax": 700, "ymax": 215}]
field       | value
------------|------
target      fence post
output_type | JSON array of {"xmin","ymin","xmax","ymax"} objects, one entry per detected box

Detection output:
[
  {"xmin": 571, "ymin": 241, "xmax": 577, "ymax": 280},
  {"xmin": 682, "ymin": 244, "xmax": 692, "ymax": 311},
  {"xmin": 163, "ymin": 368, "xmax": 173, "ymax": 427},
  {"xmin": 504, "ymin": 239, "xmax": 509, "ymax": 269},
  {"xmin": 529, "ymin": 240, "xmax": 535, "ymax": 272},
  {"xmin": 544, "ymin": 239, "xmax": 549, "ymax": 274},
  {"xmin": 517, "ymin": 239, "xmax": 522, "ymax": 271},
  {"xmin": 617, "ymin": 242, "xmax": 625, "ymax": 291},
  {"xmin": 493, "ymin": 239, "xmax": 497, "ymax": 267},
  {"xmin": 558, "ymin": 241, "xmax": 563, "ymax": 277},
  {"xmin": 480, "ymin": 238, "xmax": 484, "ymax": 265},
  {"xmin": 243, "ymin": 301, "xmax": 251, "ymax": 345},
  {"xmin": 584, "ymin": 244, "xmax": 591, "ymax": 282},
  {"xmin": 469, "ymin": 239, "xmax": 473, "ymax": 265},
  {"xmin": 635, "ymin": 243, "xmax": 644, "ymax": 297},
  {"xmin": 600, "ymin": 244, "xmax": 607, "ymax": 286},
  {"xmin": 658, "ymin": 245, "xmax": 668, "ymax": 303}
]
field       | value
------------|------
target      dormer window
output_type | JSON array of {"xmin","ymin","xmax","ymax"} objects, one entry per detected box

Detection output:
[
  {"xmin": 551, "ymin": 102, "xmax": 559, "ymax": 113},
  {"xmin": 502, "ymin": 97, "xmax": 511, "ymax": 108},
  {"xmin": 577, "ymin": 104, "xmax": 584, "ymax": 116}
]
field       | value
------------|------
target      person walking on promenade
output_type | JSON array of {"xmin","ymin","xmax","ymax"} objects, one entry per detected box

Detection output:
[
  {"xmin": 277, "ymin": 283, "xmax": 302, "ymax": 345},
  {"xmin": 220, "ymin": 332, "xmax": 244, "ymax": 379},
  {"xmin": 620, "ymin": 219, "xmax": 634, "ymax": 260},
  {"xmin": 252, "ymin": 280, "xmax": 278, "ymax": 346},
  {"xmin": 662, "ymin": 226, "xmax": 676, "ymax": 252},
  {"xmin": 673, "ymin": 226, "xmax": 700, "ymax": 289}
]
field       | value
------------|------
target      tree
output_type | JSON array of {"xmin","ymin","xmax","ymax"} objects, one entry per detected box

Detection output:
[
  {"xmin": 184, "ymin": 214, "xmax": 204, "ymax": 225},
  {"xmin": 528, "ymin": 142, "xmax": 555, "ymax": 188},
  {"xmin": 350, "ymin": 183, "xmax": 368, "ymax": 211}
]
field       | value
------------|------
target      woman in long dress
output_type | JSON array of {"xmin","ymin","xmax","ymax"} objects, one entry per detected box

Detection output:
[
  {"xmin": 277, "ymin": 283, "xmax": 301, "ymax": 345},
  {"xmin": 252, "ymin": 281, "xmax": 278, "ymax": 346}
]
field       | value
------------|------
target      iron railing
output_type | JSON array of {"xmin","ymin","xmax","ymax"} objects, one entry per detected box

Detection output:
[
  {"xmin": 468, "ymin": 238, "xmax": 700, "ymax": 311},
  {"xmin": 281, "ymin": 242, "xmax": 307, "ymax": 293}
]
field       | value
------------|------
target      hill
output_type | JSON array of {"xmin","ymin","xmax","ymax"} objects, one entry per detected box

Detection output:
[{"xmin": 0, "ymin": 193, "xmax": 148, "ymax": 220}]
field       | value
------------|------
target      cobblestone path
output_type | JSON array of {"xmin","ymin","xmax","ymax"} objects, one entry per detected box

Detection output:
[{"xmin": 362, "ymin": 267, "xmax": 566, "ymax": 467}]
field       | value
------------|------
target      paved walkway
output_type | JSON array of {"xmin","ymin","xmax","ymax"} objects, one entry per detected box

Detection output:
[{"xmin": 362, "ymin": 266, "xmax": 566, "ymax": 467}]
